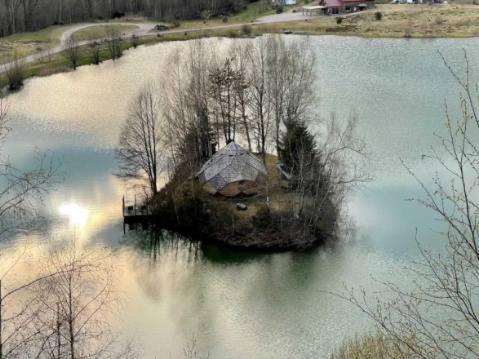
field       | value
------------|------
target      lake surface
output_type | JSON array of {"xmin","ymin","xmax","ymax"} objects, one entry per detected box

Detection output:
[{"xmin": 3, "ymin": 35, "xmax": 479, "ymax": 358}]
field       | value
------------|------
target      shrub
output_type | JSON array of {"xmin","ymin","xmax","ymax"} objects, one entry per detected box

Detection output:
[
  {"xmin": 375, "ymin": 11, "xmax": 382, "ymax": 20},
  {"xmin": 222, "ymin": 16, "xmax": 229, "ymax": 23},
  {"xmin": 6, "ymin": 52, "xmax": 25, "ymax": 91},
  {"xmin": 90, "ymin": 41, "xmax": 102, "ymax": 65},
  {"xmin": 241, "ymin": 24, "xmax": 253, "ymax": 36},
  {"xmin": 331, "ymin": 335, "xmax": 396, "ymax": 359},
  {"xmin": 331, "ymin": 334, "xmax": 416, "ymax": 359},
  {"xmin": 131, "ymin": 34, "xmax": 139, "ymax": 48},
  {"xmin": 253, "ymin": 205, "xmax": 272, "ymax": 229},
  {"xmin": 106, "ymin": 29, "xmax": 123, "ymax": 60},
  {"xmin": 228, "ymin": 30, "xmax": 239, "ymax": 38},
  {"xmin": 111, "ymin": 11, "xmax": 125, "ymax": 19},
  {"xmin": 200, "ymin": 10, "xmax": 212, "ymax": 19},
  {"xmin": 336, "ymin": 17, "xmax": 343, "ymax": 25},
  {"xmin": 434, "ymin": 15, "xmax": 444, "ymax": 25},
  {"xmin": 274, "ymin": 5, "xmax": 283, "ymax": 13},
  {"xmin": 63, "ymin": 36, "xmax": 79, "ymax": 70}
]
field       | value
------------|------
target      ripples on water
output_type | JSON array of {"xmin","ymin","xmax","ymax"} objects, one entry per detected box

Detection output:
[{"xmin": 3, "ymin": 35, "xmax": 478, "ymax": 357}]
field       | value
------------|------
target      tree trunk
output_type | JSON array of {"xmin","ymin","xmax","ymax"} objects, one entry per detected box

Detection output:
[
  {"xmin": 68, "ymin": 278, "xmax": 75, "ymax": 359},
  {"xmin": 0, "ymin": 280, "xmax": 3, "ymax": 359}
]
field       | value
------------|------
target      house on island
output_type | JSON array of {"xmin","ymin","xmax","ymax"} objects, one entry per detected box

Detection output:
[{"xmin": 196, "ymin": 142, "xmax": 268, "ymax": 197}]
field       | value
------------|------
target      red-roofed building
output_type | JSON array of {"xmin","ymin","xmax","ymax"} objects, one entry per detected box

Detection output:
[{"xmin": 319, "ymin": 0, "xmax": 374, "ymax": 14}]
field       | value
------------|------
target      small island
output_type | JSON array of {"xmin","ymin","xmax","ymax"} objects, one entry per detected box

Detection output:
[
  {"xmin": 116, "ymin": 35, "xmax": 366, "ymax": 252},
  {"xmin": 150, "ymin": 141, "xmax": 338, "ymax": 251}
]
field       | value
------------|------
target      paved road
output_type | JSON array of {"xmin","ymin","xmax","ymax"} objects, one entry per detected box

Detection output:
[{"xmin": 0, "ymin": 12, "xmax": 312, "ymax": 74}]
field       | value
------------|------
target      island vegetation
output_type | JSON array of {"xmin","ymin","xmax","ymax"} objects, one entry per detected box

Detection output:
[{"xmin": 115, "ymin": 36, "xmax": 368, "ymax": 250}]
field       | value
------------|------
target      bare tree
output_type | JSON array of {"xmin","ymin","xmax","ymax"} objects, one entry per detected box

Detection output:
[
  {"xmin": 0, "ymin": 242, "xmax": 133, "ymax": 359},
  {"xmin": 246, "ymin": 37, "xmax": 272, "ymax": 156},
  {"xmin": 266, "ymin": 35, "xmax": 316, "ymax": 154},
  {"xmin": 106, "ymin": 27, "xmax": 123, "ymax": 60},
  {"xmin": 63, "ymin": 35, "xmax": 79, "ymax": 70},
  {"xmin": 163, "ymin": 40, "xmax": 214, "ymax": 174},
  {"xmin": 4, "ymin": 50, "xmax": 25, "ymax": 91},
  {"xmin": 208, "ymin": 57, "xmax": 243, "ymax": 144},
  {"xmin": 0, "ymin": 98, "xmax": 55, "ymax": 241},
  {"xmin": 116, "ymin": 86, "xmax": 164, "ymax": 195},
  {"xmin": 0, "ymin": 99, "xmax": 55, "ymax": 358},
  {"xmin": 185, "ymin": 40, "xmax": 214, "ymax": 164},
  {"xmin": 35, "ymin": 244, "xmax": 118, "ymax": 359},
  {"xmin": 340, "ymin": 53, "xmax": 479, "ymax": 359},
  {"xmin": 279, "ymin": 115, "xmax": 368, "ymax": 238},
  {"xmin": 89, "ymin": 41, "xmax": 101, "ymax": 65},
  {"xmin": 0, "ymin": 269, "xmax": 50, "ymax": 358},
  {"xmin": 20, "ymin": 0, "xmax": 40, "ymax": 31},
  {"xmin": 0, "ymin": 247, "xmax": 73, "ymax": 359},
  {"xmin": 0, "ymin": 99, "xmax": 8, "ymax": 143},
  {"xmin": 2, "ymin": 0, "xmax": 21, "ymax": 34},
  {"xmin": 229, "ymin": 44, "xmax": 253, "ymax": 152}
]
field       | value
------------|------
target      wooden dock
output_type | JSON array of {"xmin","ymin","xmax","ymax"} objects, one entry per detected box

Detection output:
[{"xmin": 122, "ymin": 195, "xmax": 152, "ymax": 225}]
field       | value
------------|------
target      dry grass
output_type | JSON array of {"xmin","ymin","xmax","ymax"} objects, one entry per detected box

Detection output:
[
  {"xmin": 215, "ymin": 153, "xmax": 304, "ymax": 224},
  {"xmin": 0, "ymin": 25, "xmax": 67, "ymax": 64},
  {"xmin": 256, "ymin": 4, "xmax": 479, "ymax": 38},
  {"xmin": 192, "ymin": 153, "xmax": 299, "ymax": 224},
  {"xmin": 72, "ymin": 24, "xmax": 138, "ymax": 41},
  {"xmin": 331, "ymin": 335, "xmax": 411, "ymax": 359}
]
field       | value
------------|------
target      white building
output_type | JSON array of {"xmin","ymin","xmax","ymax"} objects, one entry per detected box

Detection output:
[
  {"xmin": 272, "ymin": 0, "xmax": 297, "ymax": 5},
  {"xmin": 196, "ymin": 142, "xmax": 267, "ymax": 197}
]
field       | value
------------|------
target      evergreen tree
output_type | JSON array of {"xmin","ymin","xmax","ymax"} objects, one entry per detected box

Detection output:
[{"xmin": 279, "ymin": 119, "xmax": 316, "ymax": 175}]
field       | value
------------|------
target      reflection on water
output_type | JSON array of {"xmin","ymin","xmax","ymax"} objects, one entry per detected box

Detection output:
[
  {"xmin": 2, "ymin": 35, "xmax": 478, "ymax": 357},
  {"xmin": 59, "ymin": 202, "xmax": 89, "ymax": 227}
]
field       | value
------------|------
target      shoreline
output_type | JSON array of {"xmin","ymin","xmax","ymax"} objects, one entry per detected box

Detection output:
[
  {"xmin": 3, "ymin": 2, "xmax": 479, "ymax": 90},
  {"xmin": 2, "ymin": 29, "xmax": 479, "ymax": 92}
]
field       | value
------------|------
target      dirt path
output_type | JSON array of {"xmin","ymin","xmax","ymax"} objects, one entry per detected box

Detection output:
[{"xmin": 0, "ymin": 22, "xmax": 154, "ymax": 74}]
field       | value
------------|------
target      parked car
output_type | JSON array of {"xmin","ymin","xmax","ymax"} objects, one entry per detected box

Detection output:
[{"xmin": 155, "ymin": 24, "xmax": 170, "ymax": 31}]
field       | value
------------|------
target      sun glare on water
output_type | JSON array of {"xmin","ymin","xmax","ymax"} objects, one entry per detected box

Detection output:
[{"xmin": 59, "ymin": 202, "xmax": 89, "ymax": 227}]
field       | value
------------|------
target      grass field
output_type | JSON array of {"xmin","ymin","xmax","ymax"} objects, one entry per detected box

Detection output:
[
  {"xmin": 72, "ymin": 24, "xmax": 139, "ymax": 41},
  {"xmin": 0, "ymin": 25, "xmax": 67, "ymax": 64},
  {"xmin": 0, "ymin": 23, "xmax": 140, "ymax": 65},
  {"xmin": 254, "ymin": 4, "xmax": 479, "ymax": 38}
]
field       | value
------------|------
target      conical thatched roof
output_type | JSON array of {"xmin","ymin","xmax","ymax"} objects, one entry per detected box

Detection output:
[{"xmin": 196, "ymin": 142, "xmax": 267, "ymax": 194}]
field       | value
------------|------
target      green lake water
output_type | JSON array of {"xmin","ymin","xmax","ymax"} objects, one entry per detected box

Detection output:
[{"xmin": 3, "ymin": 35, "xmax": 478, "ymax": 358}]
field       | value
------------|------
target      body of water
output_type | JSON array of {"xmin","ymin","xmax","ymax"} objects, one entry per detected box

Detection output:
[{"xmin": 3, "ymin": 35, "xmax": 477, "ymax": 358}]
